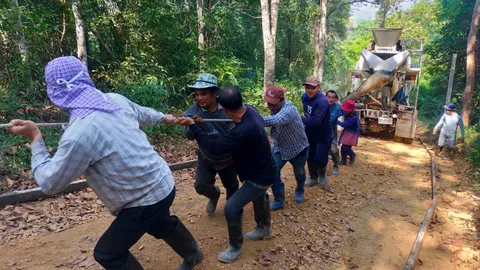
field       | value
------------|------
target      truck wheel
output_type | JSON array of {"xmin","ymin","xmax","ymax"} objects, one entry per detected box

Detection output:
[{"xmin": 394, "ymin": 136, "xmax": 403, "ymax": 142}]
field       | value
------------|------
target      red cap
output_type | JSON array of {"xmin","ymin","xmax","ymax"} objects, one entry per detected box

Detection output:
[
  {"xmin": 341, "ymin": 100, "xmax": 356, "ymax": 112},
  {"xmin": 264, "ymin": 86, "xmax": 285, "ymax": 105}
]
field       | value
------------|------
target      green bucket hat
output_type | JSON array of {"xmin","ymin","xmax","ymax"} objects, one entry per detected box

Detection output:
[{"xmin": 188, "ymin": 73, "xmax": 219, "ymax": 90}]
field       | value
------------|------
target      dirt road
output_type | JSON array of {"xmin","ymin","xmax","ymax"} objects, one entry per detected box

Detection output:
[{"xmin": 0, "ymin": 136, "xmax": 478, "ymax": 269}]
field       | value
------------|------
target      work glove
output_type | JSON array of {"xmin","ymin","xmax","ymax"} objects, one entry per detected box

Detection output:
[{"xmin": 192, "ymin": 115, "xmax": 204, "ymax": 126}]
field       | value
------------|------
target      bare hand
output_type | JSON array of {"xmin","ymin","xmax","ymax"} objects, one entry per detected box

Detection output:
[
  {"xmin": 8, "ymin": 120, "xmax": 42, "ymax": 142},
  {"xmin": 432, "ymin": 128, "xmax": 437, "ymax": 135},
  {"xmin": 176, "ymin": 117, "xmax": 195, "ymax": 126},
  {"xmin": 162, "ymin": 114, "xmax": 178, "ymax": 125}
]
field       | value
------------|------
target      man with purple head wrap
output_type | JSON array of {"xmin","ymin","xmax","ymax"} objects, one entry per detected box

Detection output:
[{"xmin": 8, "ymin": 56, "xmax": 203, "ymax": 270}]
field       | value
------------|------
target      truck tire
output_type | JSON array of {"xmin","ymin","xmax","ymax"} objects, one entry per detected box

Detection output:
[{"xmin": 394, "ymin": 136, "xmax": 403, "ymax": 142}]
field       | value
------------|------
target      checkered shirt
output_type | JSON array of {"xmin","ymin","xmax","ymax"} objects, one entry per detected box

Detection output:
[
  {"xmin": 263, "ymin": 101, "xmax": 309, "ymax": 160},
  {"xmin": 45, "ymin": 56, "xmax": 120, "ymax": 119},
  {"xmin": 31, "ymin": 93, "xmax": 174, "ymax": 215}
]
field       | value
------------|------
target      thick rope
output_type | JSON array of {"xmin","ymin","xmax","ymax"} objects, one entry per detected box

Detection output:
[
  {"xmin": 0, "ymin": 123, "xmax": 67, "ymax": 129},
  {"xmin": 0, "ymin": 118, "xmax": 233, "ymax": 129}
]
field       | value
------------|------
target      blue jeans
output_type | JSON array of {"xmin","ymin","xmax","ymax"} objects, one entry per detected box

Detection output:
[{"xmin": 271, "ymin": 147, "xmax": 308, "ymax": 203}]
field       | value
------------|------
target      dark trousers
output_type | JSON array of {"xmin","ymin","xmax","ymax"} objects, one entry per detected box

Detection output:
[
  {"xmin": 307, "ymin": 139, "xmax": 330, "ymax": 179},
  {"xmin": 94, "ymin": 188, "xmax": 176, "ymax": 269},
  {"xmin": 223, "ymin": 180, "xmax": 271, "ymax": 247},
  {"xmin": 341, "ymin": 144, "xmax": 355, "ymax": 161},
  {"xmin": 195, "ymin": 155, "xmax": 239, "ymax": 200},
  {"xmin": 224, "ymin": 181, "xmax": 269, "ymax": 222}
]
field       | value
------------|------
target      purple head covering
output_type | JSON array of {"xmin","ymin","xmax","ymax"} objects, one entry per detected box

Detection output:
[{"xmin": 45, "ymin": 56, "xmax": 120, "ymax": 119}]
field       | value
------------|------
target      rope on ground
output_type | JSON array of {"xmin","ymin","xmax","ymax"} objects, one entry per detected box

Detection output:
[{"xmin": 403, "ymin": 138, "xmax": 438, "ymax": 269}]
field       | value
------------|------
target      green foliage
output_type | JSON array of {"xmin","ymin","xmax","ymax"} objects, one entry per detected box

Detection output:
[
  {"xmin": 466, "ymin": 126, "xmax": 480, "ymax": 169},
  {"xmin": 422, "ymin": 0, "xmax": 480, "ymax": 125}
]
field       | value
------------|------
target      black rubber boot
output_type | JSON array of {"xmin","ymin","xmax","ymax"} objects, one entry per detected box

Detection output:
[
  {"xmin": 218, "ymin": 215, "xmax": 243, "ymax": 263},
  {"xmin": 349, "ymin": 152, "xmax": 356, "ymax": 165},
  {"xmin": 245, "ymin": 193, "xmax": 271, "ymax": 240},
  {"xmin": 206, "ymin": 186, "xmax": 221, "ymax": 216},
  {"xmin": 163, "ymin": 217, "xmax": 204, "ymax": 270},
  {"xmin": 318, "ymin": 166, "xmax": 328, "ymax": 188},
  {"xmin": 306, "ymin": 161, "xmax": 319, "ymax": 186},
  {"xmin": 114, "ymin": 252, "xmax": 144, "ymax": 270},
  {"xmin": 331, "ymin": 152, "xmax": 340, "ymax": 175},
  {"xmin": 226, "ymin": 186, "xmax": 238, "ymax": 201}
]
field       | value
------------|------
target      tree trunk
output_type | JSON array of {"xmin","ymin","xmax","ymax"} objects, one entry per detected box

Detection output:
[
  {"xmin": 72, "ymin": 1, "xmax": 88, "ymax": 66},
  {"xmin": 92, "ymin": 30, "xmax": 116, "ymax": 60},
  {"xmin": 462, "ymin": 0, "xmax": 480, "ymax": 127},
  {"xmin": 58, "ymin": 0, "xmax": 67, "ymax": 55},
  {"xmin": 185, "ymin": 0, "xmax": 190, "ymax": 12},
  {"xmin": 379, "ymin": 5, "xmax": 388, "ymax": 28},
  {"xmin": 197, "ymin": 0, "xmax": 205, "ymax": 61},
  {"xmin": 260, "ymin": 0, "xmax": 280, "ymax": 90},
  {"xmin": 11, "ymin": 0, "xmax": 28, "ymax": 63},
  {"xmin": 0, "ymin": 20, "xmax": 8, "ymax": 51},
  {"xmin": 314, "ymin": 0, "xmax": 327, "ymax": 83}
]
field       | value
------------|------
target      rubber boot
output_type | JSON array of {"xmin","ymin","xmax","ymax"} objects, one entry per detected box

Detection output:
[
  {"xmin": 305, "ymin": 161, "xmax": 319, "ymax": 187},
  {"xmin": 116, "ymin": 252, "xmax": 144, "ymax": 270},
  {"xmin": 245, "ymin": 193, "xmax": 271, "ymax": 240},
  {"xmin": 218, "ymin": 215, "xmax": 243, "ymax": 263},
  {"xmin": 270, "ymin": 181, "xmax": 284, "ymax": 211},
  {"xmin": 163, "ymin": 217, "xmax": 204, "ymax": 270},
  {"xmin": 331, "ymin": 152, "xmax": 340, "ymax": 175},
  {"xmin": 225, "ymin": 186, "xmax": 238, "ymax": 201},
  {"xmin": 206, "ymin": 186, "xmax": 221, "ymax": 216},
  {"xmin": 294, "ymin": 178, "xmax": 305, "ymax": 203},
  {"xmin": 318, "ymin": 167, "xmax": 328, "ymax": 188},
  {"xmin": 349, "ymin": 152, "xmax": 356, "ymax": 165}
]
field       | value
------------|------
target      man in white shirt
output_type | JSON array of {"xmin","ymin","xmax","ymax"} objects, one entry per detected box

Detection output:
[{"xmin": 433, "ymin": 103, "xmax": 465, "ymax": 156}]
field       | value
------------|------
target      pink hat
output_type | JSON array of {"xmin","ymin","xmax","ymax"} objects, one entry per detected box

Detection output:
[{"xmin": 341, "ymin": 100, "xmax": 355, "ymax": 112}]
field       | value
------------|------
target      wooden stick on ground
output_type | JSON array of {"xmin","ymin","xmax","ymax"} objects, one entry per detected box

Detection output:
[{"xmin": 0, "ymin": 160, "xmax": 197, "ymax": 207}]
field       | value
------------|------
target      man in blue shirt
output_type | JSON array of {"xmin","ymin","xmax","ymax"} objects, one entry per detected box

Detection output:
[
  {"xmin": 183, "ymin": 73, "xmax": 239, "ymax": 216},
  {"xmin": 262, "ymin": 86, "xmax": 309, "ymax": 210},
  {"xmin": 178, "ymin": 86, "xmax": 275, "ymax": 263},
  {"xmin": 326, "ymin": 90, "xmax": 343, "ymax": 175},
  {"xmin": 302, "ymin": 76, "xmax": 332, "ymax": 190}
]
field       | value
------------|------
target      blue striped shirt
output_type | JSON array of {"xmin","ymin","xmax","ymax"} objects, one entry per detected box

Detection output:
[
  {"xmin": 263, "ymin": 101, "xmax": 309, "ymax": 160},
  {"xmin": 31, "ymin": 93, "xmax": 175, "ymax": 215}
]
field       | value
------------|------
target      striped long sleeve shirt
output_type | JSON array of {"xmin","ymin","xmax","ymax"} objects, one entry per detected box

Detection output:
[{"xmin": 31, "ymin": 93, "xmax": 175, "ymax": 215}]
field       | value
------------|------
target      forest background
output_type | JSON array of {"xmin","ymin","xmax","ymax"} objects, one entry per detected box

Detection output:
[{"xmin": 1, "ymin": 0, "xmax": 479, "ymax": 189}]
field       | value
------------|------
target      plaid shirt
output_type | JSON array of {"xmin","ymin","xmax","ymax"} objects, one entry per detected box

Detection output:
[
  {"xmin": 263, "ymin": 101, "xmax": 309, "ymax": 160},
  {"xmin": 31, "ymin": 93, "xmax": 175, "ymax": 215}
]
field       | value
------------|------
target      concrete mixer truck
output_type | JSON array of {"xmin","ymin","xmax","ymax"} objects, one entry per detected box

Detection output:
[{"xmin": 343, "ymin": 28, "xmax": 423, "ymax": 143}]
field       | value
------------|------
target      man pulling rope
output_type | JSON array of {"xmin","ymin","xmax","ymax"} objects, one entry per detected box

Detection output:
[{"xmin": 6, "ymin": 56, "xmax": 203, "ymax": 270}]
